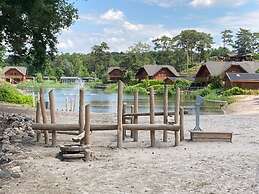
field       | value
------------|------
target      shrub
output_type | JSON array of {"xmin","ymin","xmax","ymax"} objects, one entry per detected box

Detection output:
[
  {"xmin": 209, "ymin": 76, "xmax": 223, "ymax": 89},
  {"xmin": 0, "ymin": 83, "xmax": 33, "ymax": 106},
  {"xmin": 173, "ymin": 79, "xmax": 192, "ymax": 90},
  {"xmin": 36, "ymin": 73, "xmax": 43, "ymax": 83},
  {"xmin": 223, "ymin": 87, "xmax": 248, "ymax": 96}
]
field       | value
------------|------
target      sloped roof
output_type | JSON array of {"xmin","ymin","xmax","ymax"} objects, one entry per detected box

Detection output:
[
  {"xmin": 226, "ymin": 73, "xmax": 259, "ymax": 81},
  {"xmin": 139, "ymin": 65, "xmax": 179, "ymax": 77},
  {"xmin": 2, "ymin": 66, "xmax": 27, "ymax": 75},
  {"xmin": 200, "ymin": 61, "xmax": 259, "ymax": 76},
  {"xmin": 107, "ymin": 67, "xmax": 123, "ymax": 74},
  {"xmin": 166, "ymin": 76, "xmax": 194, "ymax": 81}
]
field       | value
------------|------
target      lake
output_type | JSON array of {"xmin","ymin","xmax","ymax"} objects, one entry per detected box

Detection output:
[{"xmin": 32, "ymin": 87, "xmax": 224, "ymax": 114}]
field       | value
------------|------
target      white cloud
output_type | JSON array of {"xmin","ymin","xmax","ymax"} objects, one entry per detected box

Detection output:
[
  {"xmin": 143, "ymin": 0, "xmax": 183, "ymax": 8},
  {"xmin": 100, "ymin": 9, "xmax": 124, "ymax": 21},
  {"xmin": 190, "ymin": 0, "xmax": 248, "ymax": 7}
]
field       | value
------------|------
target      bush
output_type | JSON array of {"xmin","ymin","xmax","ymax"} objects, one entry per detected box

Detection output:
[
  {"xmin": 36, "ymin": 73, "xmax": 43, "ymax": 83},
  {"xmin": 0, "ymin": 83, "xmax": 33, "ymax": 106},
  {"xmin": 173, "ymin": 79, "xmax": 192, "ymax": 90},
  {"xmin": 209, "ymin": 76, "xmax": 223, "ymax": 89},
  {"xmin": 223, "ymin": 87, "xmax": 248, "ymax": 96}
]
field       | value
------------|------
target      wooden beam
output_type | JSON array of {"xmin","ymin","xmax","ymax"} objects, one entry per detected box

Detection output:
[
  {"xmin": 123, "ymin": 111, "xmax": 178, "ymax": 117},
  {"xmin": 133, "ymin": 91, "xmax": 139, "ymax": 142},
  {"xmin": 163, "ymin": 85, "xmax": 168, "ymax": 142},
  {"xmin": 150, "ymin": 87, "xmax": 155, "ymax": 147},
  {"xmin": 175, "ymin": 87, "xmax": 180, "ymax": 146},
  {"xmin": 123, "ymin": 124, "xmax": 180, "ymax": 131},
  {"xmin": 84, "ymin": 104, "xmax": 91, "ymax": 145},
  {"xmin": 122, "ymin": 103, "xmax": 127, "ymax": 140},
  {"xmin": 180, "ymin": 107, "xmax": 184, "ymax": 141},
  {"xmin": 40, "ymin": 87, "xmax": 49, "ymax": 144},
  {"xmin": 79, "ymin": 88, "xmax": 85, "ymax": 133},
  {"xmin": 49, "ymin": 90, "xmax": 57, "ymax": 146},
  {"xmin": 36, "ymin": 101, "xmax": 41, "ymax": 142},
  {"xmin": 117, "ymin": 80, "xmax": 123, "ymax": 148}
]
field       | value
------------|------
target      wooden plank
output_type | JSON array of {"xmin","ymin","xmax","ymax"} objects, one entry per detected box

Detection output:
[
  {"xmin": 62, "ymin": 153, "xmax": 85, "ymax": 159},
  {"xmin": 133, "ymin": 91, "xmax": 139, "ymax": 142},
  {"xmin": 122, "ymin": 103, "xmax": 127, "ymax": 140},
  {"xmin": 60, "ymin": 145, "xmax": 87, "ymax": 153},
  {"xmin": 190, "ymin": 131, "xmax": 232, "ymax": 142},
  {"xmin": 191, "ymin": 138, "xmax": 232, "ymax": 142},
  {"xmin": 150, "ymin": 87, "xmax": 155, "ymax": 147},
  {"xmin": 36, "ymin": 101, "xmax": 41, "ymax": 142},
  {"xmin": 40, "ymin": 87, "xmax": 49, "ymax": 144},
  {"xmin": 117, "ymin": 80, "xmax": 123, "ymax": 148},
  {"xmin": 180, "ymin": 107, "xmax": 184, "ymax": 141},
  {"xmin": 163, "ymin": 85, "xmax": 168, "ymax": 142},
  {"xmin": 84, "ymin": 104, "xmax": 91, "ymax": 145},
  {"xmin": 32, "ymin": 124, "xmax": 117, "ymax": 131},
  {"xmin": 49, "ymin": 90, "xmax": 57, "ymax": 146},
  {"xmin": 174, "ymin": 88, "xmax": 180, "ymax": 146},
  {"xmin": 123, "ymin": 124, "xmax": 180, "ymax": 131},
  {"xmin": 79, "ymin": 88, "xmax": 85, "ymax": 133}
]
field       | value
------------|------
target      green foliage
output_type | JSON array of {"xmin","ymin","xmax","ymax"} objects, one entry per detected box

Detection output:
[
  {"xmin": 173, "ymin": 79, "xmax": 192, "ymax": 90},
  {"xmin": 221, "ymin": 30, "xmax": 233, "ymax": 48},
  {"xmin": 0, "ymin": 0, "xmax": 78, "ymax": 72},
  {"xmin": 17, "ymin": 80, "xmax": 74, "ymax": 90},
  {"xmin": 36, "ymin": 73, "xmax": 43, "ymax": 83},
  {"xmin": 223, "ymin": 87, "xmax": 248, "ymax": 96},
  {"xmin": 209, "ymin": 77, "xmax": 223, "ymax": 89},
  {"xmin": 0, "ymin": 83, "xmax": 33, "ymax": 106}
]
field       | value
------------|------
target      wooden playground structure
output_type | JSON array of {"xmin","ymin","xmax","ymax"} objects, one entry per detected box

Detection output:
[{"xmin": 32, "ymin": 81, "xmax": 185, "ymax": 150}]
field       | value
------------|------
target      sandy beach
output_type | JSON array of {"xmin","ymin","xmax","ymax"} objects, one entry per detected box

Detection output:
[{"xmin": 1, "ymin": 96, "xmax": 259, "ymax": 194}]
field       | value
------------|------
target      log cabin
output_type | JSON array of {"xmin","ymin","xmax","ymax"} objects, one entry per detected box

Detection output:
[
  {"xmin": 225, "ymin": 73, "xmax": 259, "ymax": 89},
  {"xmin": 135, "ymin": 65, "xmax": 179, "ymax": 81},
  {"xmin": 107, "ymin": 67, "xmax": 124, "ymax": 81},
  {"xmin": 2, "ymin": 66, "xmax": 27, "ymax": 84},
  {"xmin": 195, "ymin": 61, "xmax": 259, "ymax": 85}
]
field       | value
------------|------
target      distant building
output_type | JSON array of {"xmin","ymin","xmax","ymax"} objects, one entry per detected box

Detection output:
[
  {"xmin": 107, "ymin": 67, "xmax": 124, "ymax": 81},
  {"xmin": 60, "ymin": 77, "xmax": 83, "ymax": 84},
  {"xmin": 2, "ymin": 66, "xmax": 27, "ymax": 84},
  {"xmin": 195, "ymin": 61, "xmax": 259, "ymax": 85},
  {"xmin": 225, "ymin": 53, "xmax": 253, "ymax": 62},
  {"xmin": 225, "ymin": 73, "xmax": 259, "ymax": 89},
  {"xmin": 135, "ymin": 65, "xmax": 179, "ymax": 81}
]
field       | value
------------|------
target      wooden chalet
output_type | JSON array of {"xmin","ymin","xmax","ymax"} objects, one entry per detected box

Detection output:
[
  {"xmin": 195, "ymin": 61, "xmax": 259, "ymax": 85},
  {"xmin": 107, "ymin": 67, "xmax": 124, "ymax": 81},
  {"xmin": 136, "ymin": 65, "xmax": 179, "ymax": 81},
  {"xmin": 225, "ymin": 73, "xmax": 259, "ymax": 89},
  {"xmin": 2, "ymin": 66, "xmax": 27, "ymax": 84}
]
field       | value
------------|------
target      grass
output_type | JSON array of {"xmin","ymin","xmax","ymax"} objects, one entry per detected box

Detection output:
[{"xmin": 17, "ymin": 80, "xmax": 75, "ymax": 90}]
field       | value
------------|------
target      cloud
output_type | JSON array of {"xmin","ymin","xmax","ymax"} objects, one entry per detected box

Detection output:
[
  {"xmin": 214, "ymin": 10, "xmax": 259, "ymax": 31},
  {"xmin": 190, "ymin": 0, "xmax": 248, "ymax": 7},
  {"xmin": 143, "ymin": 0, "xmax": 249, "ymax": 7},
  {"xmin": 100, "ymin": 9, "xmax": 124, "ymax": 21}
]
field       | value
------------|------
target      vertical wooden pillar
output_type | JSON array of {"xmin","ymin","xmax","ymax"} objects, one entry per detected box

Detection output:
[
  {"xmin": 65, "ymin": 97, "xmax": 68, "ymax": 112},
  {"xmin": 36, "ymin": 101, "xmax": 41, "ymax": 142},
  {"xmin": 79, "ymin": 88, "xmax": 85, "ymax": 133},
  {"xmin": 40, "ymin": 87, "xmax": 49, "ymax": 145},
  {"xmin": 163, "ymin": 85, "xmax": 168, "ymax": 142},
  {"xmin": 122, "ymin": 103, "xmax": 127, "ymax": 140},
  {"xmin": 133, "ymin": 91, "xmax": 139, "ymax": 142},
  {"xmin": 84, "ymin": 104, "xmax": 91, "ymax": 146},
  {"xmin": 130, "ymin": 105, "xmax": 134, "ymax": 138},
  {"xmin": 174, "ymin": 88, "xmax": 180, "ymax": 146},
  {"xmin": 180, "ymin": 107, "xmax": 184, "ymax": 141},
  {"xmin": 150, "ymin": 87, "xmax": 155, "ymax": 147},
  {"xmin": 117, "ymin": 80, "xmax": 123, "ymax": 148},
  {"xmin": 49, "ymin": 90, "xmax": 57, "ymax": 146}
]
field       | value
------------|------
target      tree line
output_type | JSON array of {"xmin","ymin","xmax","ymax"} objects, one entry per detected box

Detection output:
[{"xmin": 0, "ymin": 1, "xmax": 258, "ymax": 82}]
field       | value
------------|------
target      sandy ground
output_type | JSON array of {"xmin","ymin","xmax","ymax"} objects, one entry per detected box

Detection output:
[{"xmin": 1, "ymin": 97, "xmax": 259, "ymax": 194}]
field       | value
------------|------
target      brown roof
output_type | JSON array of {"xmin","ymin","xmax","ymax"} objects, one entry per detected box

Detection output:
[
  {"xmin": 138, "ymin": 65, "xmax": 179, "ymax": 77},
  {"xmin": 2, "ymin": 66, "xmax": 27, "ymax": 75},
  {"xmin": 107, "ymin": 67, "xmax": 123, "ymax": 74},
  {"xmin": 198, "ymin": 61, "xmax": 259, "ymax": 77}
]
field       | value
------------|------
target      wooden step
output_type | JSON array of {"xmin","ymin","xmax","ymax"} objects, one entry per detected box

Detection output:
[{"xmin": 190, "ymin": 131, "xmax": 232, "ymax": 142}]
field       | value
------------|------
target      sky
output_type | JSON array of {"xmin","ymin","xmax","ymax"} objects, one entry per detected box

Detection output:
[{"xmin": 57, "ymin": 0, "xmax": 259, "ymax": 53}]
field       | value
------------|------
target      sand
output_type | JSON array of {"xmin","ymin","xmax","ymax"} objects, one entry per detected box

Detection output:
[{"xmin": 1, "ymin": 96, "xmax": 259, "ymax": 194}]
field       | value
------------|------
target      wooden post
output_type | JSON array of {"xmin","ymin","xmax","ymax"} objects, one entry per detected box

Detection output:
[
  {"xmin": 163, "ymin": 85, "xmax": 168, "ymax": 142},
  {"xmin": 180, "ymin": 107, "xmax": 184, "ymax": 141},
  {"xmin": 117, "ymin": 80, "xmax": 123, "ymax": 148},
  {"xmin": 175, "ymin": 88, "xmax": 180, "ymax": 146},
  {"xmin": 84, "ymin": 104, "xmax": 91, "ymax": 145},
  {"xmin": 49, "ymin": 90, "xmax": 57, "ymax": 146},
  {"xmin": 36, "ymin": 101, "xmax": 41, "ymax": 142},
  {"xmin": 133, "ymin": 91, "xmax": 139, "ymax": 142},
  {"xmin": 150, "ymin": 87, "xmax": 155, "ymax": 147},
  {"xmin": 122, "ymin": 103, "xmax": 127, "ymax": 140},
  {"xmin": 65, "ymin": 97, "xmax": 68, "ymax": 112},
  {"xmin": 79, "ymin": 88, "xmax": 85, "ymax": 133},
  {"xmin": 130, "ymin": 105, "xmax": 134, "ymax": 138},
  {"xmin": 40, "ymin": 87, "xmax": 49, "ymax": 145}
]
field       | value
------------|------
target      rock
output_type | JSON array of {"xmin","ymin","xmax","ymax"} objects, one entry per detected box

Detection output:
[{"xmin": 10, "ymin": 166, "xmax": 22, "ymax": 178}]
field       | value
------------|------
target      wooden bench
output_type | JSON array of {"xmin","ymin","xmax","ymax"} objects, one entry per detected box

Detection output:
[{"xmin": 190, "ymin": 131, "xmax": 232, "ymax": 142}]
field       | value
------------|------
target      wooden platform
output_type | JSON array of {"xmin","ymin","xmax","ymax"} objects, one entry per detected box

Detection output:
[
  {"xmin": 190, "ymin": 131, "xmax": 232, "ymax": 142},
  {"xmin": 59, "ymin": 144, "xmax": 95, "ymax": 161}
]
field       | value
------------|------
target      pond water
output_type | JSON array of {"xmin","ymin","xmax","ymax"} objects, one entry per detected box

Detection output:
[{"xmin": 28, "ymin": 87, "xmax": 224, "ymax": 114}]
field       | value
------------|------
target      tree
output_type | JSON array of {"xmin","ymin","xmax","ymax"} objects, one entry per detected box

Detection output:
[
  {"xmin": 234, "ymin": 28, "xmax": 258, "ymax": 55},
  {"xmin": 89, "ymin": 42, "xmax": 111, "ymax": 80},
  {"xmin": 152, "ymin": 36, "xmax": 174, "ymax": 51},
  {"xmin": 0, "ymin": 0, "xmax": 78, "ymax": 73},
  {"xmin": 221, "ymin": 30, "xmax": 233, "ymax": 48}
]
